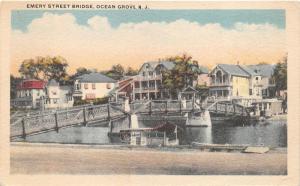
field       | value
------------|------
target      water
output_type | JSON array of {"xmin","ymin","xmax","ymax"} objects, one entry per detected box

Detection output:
[{"xmin": 14, "ymin": 118, "xmax": 287, "ymax": 147}]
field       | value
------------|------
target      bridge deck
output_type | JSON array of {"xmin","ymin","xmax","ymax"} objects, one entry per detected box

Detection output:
[{"xmin": 10, "ymin": 100, "xmax": 249, "ymax": 139}]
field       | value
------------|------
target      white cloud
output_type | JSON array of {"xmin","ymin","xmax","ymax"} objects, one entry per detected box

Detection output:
[{"xmin": 11, "ymin": 12, "xmax": 286, "ymax": 74}]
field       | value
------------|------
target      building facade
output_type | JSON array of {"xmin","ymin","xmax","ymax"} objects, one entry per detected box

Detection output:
[
  {"xmin": 247, "ymin": 64, "xmax": 276, "ymax": 98},
  {"xmin": 209, "ymin": 64, "xmax": 276, "ymax": 100},
  {"xmin": 73, "ymin": 72, "xmax": 116, "ymax": 101},
  {"xmin": 12, "ymin": 79, "xmax": 46, "ymax": 109},
  {"xmin": 37, "ymin": 79, "xmax": 74, "ymax": 109},
  {"xmin": 113, "ymin": 61, "xmax": 174, "ymax": 101},
  {"xmin": 209, "ymin": 64, "xmax": 251, "ymax": 99}
]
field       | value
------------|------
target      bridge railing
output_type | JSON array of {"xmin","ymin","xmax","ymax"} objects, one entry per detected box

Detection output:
[
  {"xmin": 208, "ymin": 101, "xmax": 248, "ymax": 116},
  {"xmin": 10, "ymin": 103, "xmax": 127, "ymax": 139}
]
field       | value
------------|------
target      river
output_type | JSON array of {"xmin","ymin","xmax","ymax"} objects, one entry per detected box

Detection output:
[{"xmin": 14, "ymin": 116, "xmax": 287, "ymax": 147}]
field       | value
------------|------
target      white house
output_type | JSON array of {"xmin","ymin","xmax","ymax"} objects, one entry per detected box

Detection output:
[
  {"xmin": 38, "ymin": 79, "xmax": 74, "ymax": 109},
  {"xmin": 247, "ymin": 64, "xmax": 276, "ymax": 98},
  {"xmin": 12, "ymin": 79, "xmax": 46, "ymax": 109},
  {"xmin": 73, "ymin": 72, "xmax": 116, "ymax": 101}
]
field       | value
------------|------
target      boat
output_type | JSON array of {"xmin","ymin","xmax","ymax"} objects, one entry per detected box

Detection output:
[{"xmin": 119, "ymin": 122, "xmax": 179, "ymax": 146}]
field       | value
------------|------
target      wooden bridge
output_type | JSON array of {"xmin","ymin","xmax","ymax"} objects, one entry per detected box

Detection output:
[{"xmin": 10, "ymin": 99, "xmax": 249, "ymax": 140}]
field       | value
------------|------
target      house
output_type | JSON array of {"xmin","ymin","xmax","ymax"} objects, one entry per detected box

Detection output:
[
  {"xmin": 112, "ymin": 61, "xmax": 175, "ymax": 101},
  {"xmin": 12, "ymin": 79, "xmax": 46, "ymax": 109},
  {"xmin": 37, "ymin": 79, "xmax": 74, "ymax": 109},
  {"xmin": 209, "ymin": 64, "xmax": 251, "ymax": 100},
  {"xmin": 112, "ymin": 61, "xmax": 210, "ymax": 102},
  {"xmin": 247, "ymin": 64, "xmax": 276, "ymax": 98},
  {"xmin": 239, "ymin": 65, "xmax": 263, "ymax": 98},
  {"xmin": 73, "ymin": 72, "xmax": 116, "ymax": 101}
]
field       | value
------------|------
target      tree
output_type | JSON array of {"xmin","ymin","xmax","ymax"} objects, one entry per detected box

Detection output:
[
  {"xmin": 161, "ymin": 54, "xmax": 200, "ymax": 98},
  {"xmin": 272, "ymin": 55, "xmax": 287, "ymax": 92},
  {"xmin": 125, "ymin": 67, "xmax": 138, "ymax": 76},
  {"xmin": 19, "ymin": 58, "xmax": 39, "ymax": 79},
  {"xmin": 105, "ymin": 64, "xmax": 125, "ymax": 80},
  {"xmin": 18, "ymin": 56, "xmax": 69, "ymax": 83}
]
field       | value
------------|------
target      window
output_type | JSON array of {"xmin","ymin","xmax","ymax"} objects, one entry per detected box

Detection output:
[
  {"xmin": 134, "ymin": 82, "xmax": 140, "ymax": 88},
  {"xmin": 84, "ymin": 83, "xmax": 88, "ymax": 89},
  {"xmin": 149, "ymin": 72, "xmax": 153, "ymax": 76},
  {"xmin": 143, "ymin": 72, "xmax": 146, "ymax": 76},
  {"xmin": 249, "ymin": 89, "xmax": 252, "ymax": 95},
  {"xmin": 106, "ymin": 83, "xmax": 111, "ymax": 89},
  {"xmin": 92, "ymin": 83, "xmax": 96, "ymax": 89},
  {"xmin": 76, "ymin": 84, "xmax": 81, "ymax": 90}
]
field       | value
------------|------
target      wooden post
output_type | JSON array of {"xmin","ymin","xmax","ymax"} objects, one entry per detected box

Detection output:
[
  {"xmin": 107, "ymin": 103, "xmax": 113, "ymax": 132},
  {"xmin": 149, "ymin": 101, "xmax": 152, "ymax": 115},
  {"xmin": 233, "ymin": 104, "xmax": 236, "ymax": 114},
  {"xmin": 192, "ymin": 97, "xmax": 195, "ymax": 112},
  {"xmin": 128, "ymin": 114, "xmax": 131, "ymax": 128},
  {"xmin": 179, "ymin": 100, "xmax": 182, "ymax": 114},
  {"xmin": 109, "ymin": 120, "xmax": 113, "ymax": 133},
  {"xmin": 163, "ymin": 131, "xmax": 166, "ymax": 146},
  {"xmin": 83, "ymin": 106, "xmax": 87, "ymax": 126},
  {"xmin": 165, "ymin": 101, "xmax": 168, "ymax": 114},
  {"xmin": 107, "ymin": 103, "xmax": 111, "ymax": 121},
  {"xmin": 21, "ymin": 118, "xmax": 26, "ymax": 139},
  {"xmin": 54, "ymin": 111, "xmax": 59, "ymax": 133}
]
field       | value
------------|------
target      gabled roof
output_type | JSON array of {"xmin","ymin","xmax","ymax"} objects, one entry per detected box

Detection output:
[
  {"xmin": 139, "ymin": 61, "xmax": 175, "ymax": 72},
  {"xmin": 182, "ymin": 86, "xmax": 198, "ymax": 92},
  {"xmin": 239, "ymin": 65, "xmax": 259, "ymax": 76},
  {"xmin": 47, "ymin": 79, "xmax": 59, "ymax": 86},
  {"xmin": 247, "ymin": 64, "xmax": 275, "ymax": 77},
  {"xmin": 217, "ymin": 64, "xmax": 250, "ymax": 77},
  {"xmin": 76, "ymin": 72, "xmax": 116, "ymax": 83}
]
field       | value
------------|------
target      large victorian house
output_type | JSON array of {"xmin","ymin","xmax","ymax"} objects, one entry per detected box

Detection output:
[
  {"xmin": 112, "ymin": 61, "xmax": 174, "ymax": 101},
  {"xmin": 209, "ymin": 63, "xmax": 276, "ymax": 100}
]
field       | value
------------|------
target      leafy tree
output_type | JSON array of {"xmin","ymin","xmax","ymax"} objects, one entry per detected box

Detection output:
[
  {"xmin": 272, "ymin": 55, "xmax": 287, "ymax": 92},
  {"xmin": 18, "ymin": 58, "xmax": 39, "ymax": 79},
  {"xmin": 105, "ymin": 64, "xmax": 125, "ymax": 80},
  {"xmin": 18, "ymin": 56, "xmax": 69, "ymax": 83},
  {"xmin": 161, "ymin": 54, "xmax": 200, "ymax": 98},
  {"xmin": 125, "ymin": 67, "xmax": 138, "ymax": 76}
]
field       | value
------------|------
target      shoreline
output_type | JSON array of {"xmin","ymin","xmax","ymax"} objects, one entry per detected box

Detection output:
[{"xmin": 10, "ymin": 142, "xmax": 287, "ymax": 175}]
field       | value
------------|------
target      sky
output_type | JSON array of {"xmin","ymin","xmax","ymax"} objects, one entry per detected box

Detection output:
[{"xmin": 11, "ymin": 9, "xmax": 286, "ymax": 76}]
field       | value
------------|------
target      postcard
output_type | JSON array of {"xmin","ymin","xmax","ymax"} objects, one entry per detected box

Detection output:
[{"xmin": 0, "ymin": 1, "xmax": 299, "ymax": 186}]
